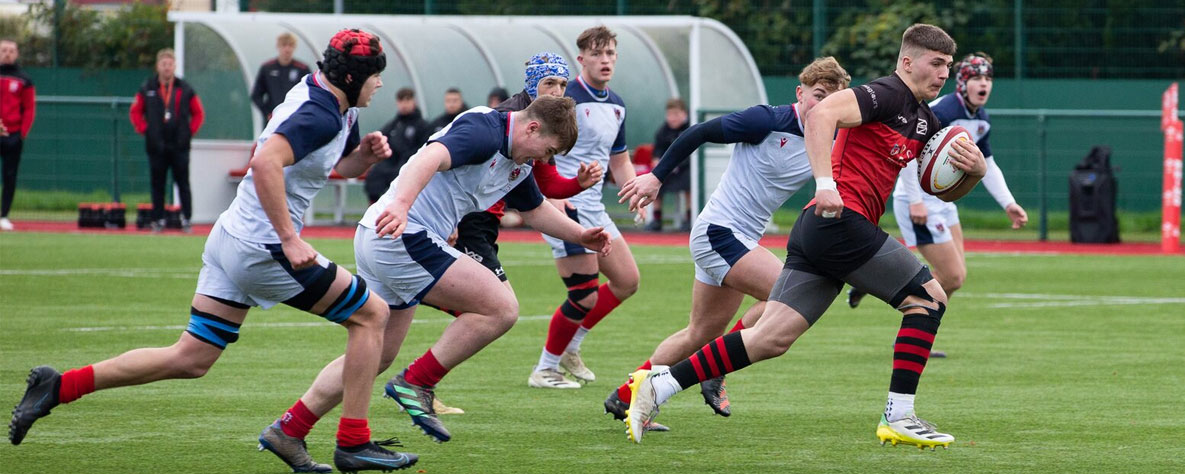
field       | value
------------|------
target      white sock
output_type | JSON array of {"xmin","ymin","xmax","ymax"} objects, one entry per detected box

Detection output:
[
  {"xmin": 565, "ymin": 327, "xmax": 589, "ymax": 353},
  {"xmin": 535, "ymin": 349, "xmax": 562, "ymax": 372},
  {"xmin": 649, "ymin": 366, "xmax": 682, "ymax": 406},
  {"xmin": 884, "ymin": 391, "xmax": 916, "ymax": 422}
]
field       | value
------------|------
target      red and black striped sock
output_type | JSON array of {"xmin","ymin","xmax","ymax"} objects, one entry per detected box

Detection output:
[
  {"xmin": 668, "ymin": 332, "xmax": 751, "ymax": 390},
  {"xmin": 889, "ymin": 306, "xmax": 943, "ymax": 395}
]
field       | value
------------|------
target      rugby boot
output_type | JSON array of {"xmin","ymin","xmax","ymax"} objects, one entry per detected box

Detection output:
[
  {"xmin": 625, "ymin": 368, "xmax": 665, "ymax": 444},
  {"xmin": 432, "ymin": 397, "xmax": 464, "ymax": 415},
  {"xmin": 334, "ymin": 438, "xmax": 418, "ymax": 473},
  {"xmin": 257, "ymin": 420, "xmax": 332, "ymax": 473},
  {"xmin": 384, "ymin": 370, "xmax": 451, "ymax": 442},
  {"xmin": 876, "ymin": 413, "xmax": 954, "ymax": 450},
  {"xmin": 8, "ymin": 365, "xmax": 61, "ymax": 445},
  {"xmin": 560, "ymin": 350, "xmax": 595, "ymax": 383},
  {"xmin": 527, "ymin": 368, "xmax": 580, "ymax": 389},
  {"xmin": 603, "ymin": 389, "xmax": 668, "ymax": 431},
  {"xmin": 848, "ymin": 287, "xmax": 867, "ymax": 308},
  {"xmin": 699, "ymin": 376, "xmax": 731, "ymax": 417}
]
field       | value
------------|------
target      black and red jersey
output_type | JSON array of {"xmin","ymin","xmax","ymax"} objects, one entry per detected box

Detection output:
[{"xmin": 814, "ymin": 73, "xmax": 939, "ymax": 223}]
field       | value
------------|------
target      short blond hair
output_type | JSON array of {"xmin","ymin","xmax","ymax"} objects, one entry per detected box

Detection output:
[
  {"xmin": 277, "ymin": 32, "xmax": 297, "ymax": 47},
  {"xmin": 156, "ymin": 48, "xmax": 175, "ymax": 62},
  {"xmin": 798, "ymin": 57, "xmax": 851, "ymax": 91}
]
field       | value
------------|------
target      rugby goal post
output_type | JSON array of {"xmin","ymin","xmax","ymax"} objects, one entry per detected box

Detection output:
[{"xmin": 1162, "ymin": 83, "xmax": 1182, "ymax": 254}]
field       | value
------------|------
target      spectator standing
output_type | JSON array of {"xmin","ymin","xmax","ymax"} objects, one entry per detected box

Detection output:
[
  {"xmin": 0, "ymin": 39, "xmax": 36, "ymax": 231},
  {"xmin": 129, "ymin": 49, "xmax": 205, "ymax": 233},
  {"xmin": 646, "ymin": 98, "xmax": 690, "ymax": 231},
  {"xmin": 486, "ymin": 87, "xmax": 509, "ymax": 108},
  {"xmin": 365, "ymin": 87, "xmax": 431, "ymax": 202},
  {"xmin": 430, "ymin": 87, "xmax": 467, "ymax": 132},
  {"xmin": 251, "ymin": 33, "xmax": 311, "ymax": 119}
]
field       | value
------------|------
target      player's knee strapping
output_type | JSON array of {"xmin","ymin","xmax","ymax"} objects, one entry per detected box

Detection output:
[
  {"xmin": 186, "ymin": 308, "xmax": 241, "ymax": 350},
  {"xmin": 559, "ymin": 272, "xmax": 598, "ymax": 320},
  {"xmin": 321, "ymin": 274, "xmax": 370, "ymax": 324},
  {"xmin": 283, "ymin": 262, "xmax": 339, "ymax": 312},
  {"xmin": 890, "ymin": 265, "xmax": 940, "ymax": 311}
]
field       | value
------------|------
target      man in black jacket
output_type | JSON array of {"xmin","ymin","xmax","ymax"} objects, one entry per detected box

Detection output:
[
  {"xmin": 365, "ymin": 87, "xmax": 431, "ymax": 202},
  {"xmin": 129, "ymin": 49, "xmax": 204, "ymax": 233},
  {"xmin": 429, "ymin": 87, "xmax": 466, "ymax": 132},
  {"xmin": 646, "ymin": 97, "xmax": 690, "ymax": 231},
  {"xmin": 251, "ymin": 33, "xmax": 311, "ymax": 119}
]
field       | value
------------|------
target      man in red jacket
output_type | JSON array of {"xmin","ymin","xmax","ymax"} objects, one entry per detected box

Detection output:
[
  {"xmin": 130, "ymin": 48, "xmax": 205, "ymax": 233},
  {"xmin": 0, "ymin": 39, "xmax": 36, "ymax": 232}
]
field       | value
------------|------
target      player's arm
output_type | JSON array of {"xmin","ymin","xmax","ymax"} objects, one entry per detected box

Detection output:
[
  {"xmin": 804, "ymin": 88, "xmax": 863, "ymax": 218},
  {"xmin": 533, "ymin": 160, "xmax": 599, "ymax": 199},
  {"xmin": 935, "ymin": 138, "xmax": 987, "ymax": 202},
  {"xmin": 336, "ymin": 130, "xmax": 392, "ymax": 178},
  {"xmin": 373, "ymin": 142, "xmax": 452, "ymax": 238},
  {"xmin": 898, "ymin": 160, "xmax": 929, "ymax": 224},
  {"xmin": 250, "ymin": 135, "xmax": 318, "ymax": 269},
  {"xmin": 511, "ymin": 179, "xmax": 611, "ymax": 256},
  {"xmin": 981, "ymin": 156, "xmax": 1027, "ymax": 228}
]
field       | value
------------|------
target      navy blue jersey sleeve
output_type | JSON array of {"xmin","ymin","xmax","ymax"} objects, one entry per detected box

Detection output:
[
  {"xmin": 340, "ymin": 120, "xmax": 360, "ymax": 158},
  {"xmin": 977, "ymin": 129, "xmax": 993, "ymax": 158},
  {"xmin": 650, "ymin": 118, "xmax": 727, "ymax": 181},
  {"xmin": 430, "ymin": 113, "xmax": 502, "ymax": 168},
  {"xmin": 719, "ymin": 105, "xmax": 777, "ymax": 144},
  {"xmin": 273, "ymin": 102, "xmax": 341, "ymax": 163},
  {"xmin": 611, "ymin": 111, "xmax": 628, "ymax": 154},
  {"xmin": 503, "ymin": 175, "xmax": 545, "ymax": 211},
  {"xmin": 852, "ymin": 78, "xmax": 909, "ymax": 125}
]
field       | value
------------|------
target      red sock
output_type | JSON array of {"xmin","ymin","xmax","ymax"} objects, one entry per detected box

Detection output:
[
  {"xmin": 58, "ymin": 365, "xmax": 95, "ymax": 404},
  {"xmin": 615, "ymin": 360, "xmax": 653, "ymax": 404},
  {"xmin": 280, "ymin": 399, "xmax": 320, "ymax": 439},
  {"xmin": 544, "ymin": 310, "xmax": 581, "ymax": 356},
  {"xmin": 580, "ymin": 284, "xmax": 622, "ymax": 330},
  {"xmin": 404, "ymin": 349, "xmax": 450, "ymax": 388},
  {"xmin": 336, "ymin": 417, "xmax": 370, "ymax": 448},
  {"xmin": 729, "ymin": 318, "xmax": 746, "ymax": 333}
]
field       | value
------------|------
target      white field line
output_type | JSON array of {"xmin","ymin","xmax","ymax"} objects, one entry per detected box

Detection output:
[
  {"xmin": 62, "ymin": 314, "xmax": 553, "ymax": 333},
  {"xmin": 0, "ymin": 254, "xmax": 694, "ymax": 281},
  {"xmin": 960, "ymin": 292, "xmax": 1185, "ymax": 309}
]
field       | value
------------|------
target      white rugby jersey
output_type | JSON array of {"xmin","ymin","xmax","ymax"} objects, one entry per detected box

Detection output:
[
  {"xmin": 894, "ymin": 93, "xmax": 993, "ymax": 203},
  {"xmin": 697, "ymin": 104, "xmax": 812, "ymax": 240},
  {"xmin": 220, "ymin": 72, "xmax": 360, "ymax": 243},
  {"xmin": 553, "ymin": 76, "xmax": 627, "ymax": 212},
  {"xmin": 360, "ymin": 107, "xmax": 545, "ymax": 238}
]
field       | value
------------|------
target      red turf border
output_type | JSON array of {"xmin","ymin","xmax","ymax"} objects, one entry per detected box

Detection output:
[{"xmin": 5, "ymin": 220, "xmax": 1182, "ymax": 256}]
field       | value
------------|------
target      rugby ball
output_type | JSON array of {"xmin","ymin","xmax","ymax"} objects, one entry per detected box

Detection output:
[{"xmin": 917, "ymin": 125, "xmax": 971, "ymax": 195}]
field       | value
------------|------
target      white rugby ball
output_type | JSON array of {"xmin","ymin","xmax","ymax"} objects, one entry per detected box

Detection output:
[{"xmin": 917, "ymin": 125, "xmax": 971, "ymax": 195}]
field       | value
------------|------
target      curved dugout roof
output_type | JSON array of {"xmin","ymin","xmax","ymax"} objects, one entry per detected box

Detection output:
[{"xmin": 168, "ymin": 12, "xmax": 767, "ymax": 148}]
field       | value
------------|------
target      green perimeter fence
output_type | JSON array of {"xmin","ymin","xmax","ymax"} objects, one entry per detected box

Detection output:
[{"xmin": 6, "ymin": 95, "xmax": 1183, "ymax": 241}]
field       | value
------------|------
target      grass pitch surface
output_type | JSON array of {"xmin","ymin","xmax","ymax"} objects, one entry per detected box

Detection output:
[{"xmin": 1, "ymin": 232, "xmax": 1182, "ymax": 473}]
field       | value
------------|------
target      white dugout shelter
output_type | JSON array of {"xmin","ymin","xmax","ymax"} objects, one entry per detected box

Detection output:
[{"xmin": 167, "ymin": 13, "xmax": 767, "ymax": 223}]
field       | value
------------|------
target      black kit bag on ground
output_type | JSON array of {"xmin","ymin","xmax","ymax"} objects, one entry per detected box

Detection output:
[{"xmin": 1069, "ymin": 145, "xmax": 1119, "ymax": 243}]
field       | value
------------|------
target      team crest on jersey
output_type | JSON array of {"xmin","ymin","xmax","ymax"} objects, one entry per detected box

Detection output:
[
  {"xmin": 779, "ymin": 137, "xmax": 788, "ymax": 148},
  {"xmin": 614, "ymin": 109, "xmax": 622, "ymax": 120},
  {"xmin": 978, "ymin": 124, "xmax": 986, "ymax": 136},
  {"xmin": 936, "ymin": 223, "xmax": 945, "ymax": 232},
  {"xmin": 916, "ymin": 118, "xmax": 928, "ymax": 135},
  {"xmin": 890, "ymin": 144, "xmax": 903, "ymax": 157},
  {"xmin": 508, "ymin": 167, "xmax": 522, "ymax": 181},
  {"xmin": 585, "ymin": 109, "xmax": 590, "ymax": 117}
]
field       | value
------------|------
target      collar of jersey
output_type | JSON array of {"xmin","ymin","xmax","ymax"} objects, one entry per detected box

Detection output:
[
  {"xmin": 502, "ymin": 111, "xmax": 513, "ymax": 158},
  {"xmin": 309, "ymin": 71, "xmax": 344, "ymax": 114},
  {"xmin": 576, "ymin": 76, "xmax": 610, "ymax": 102}
]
